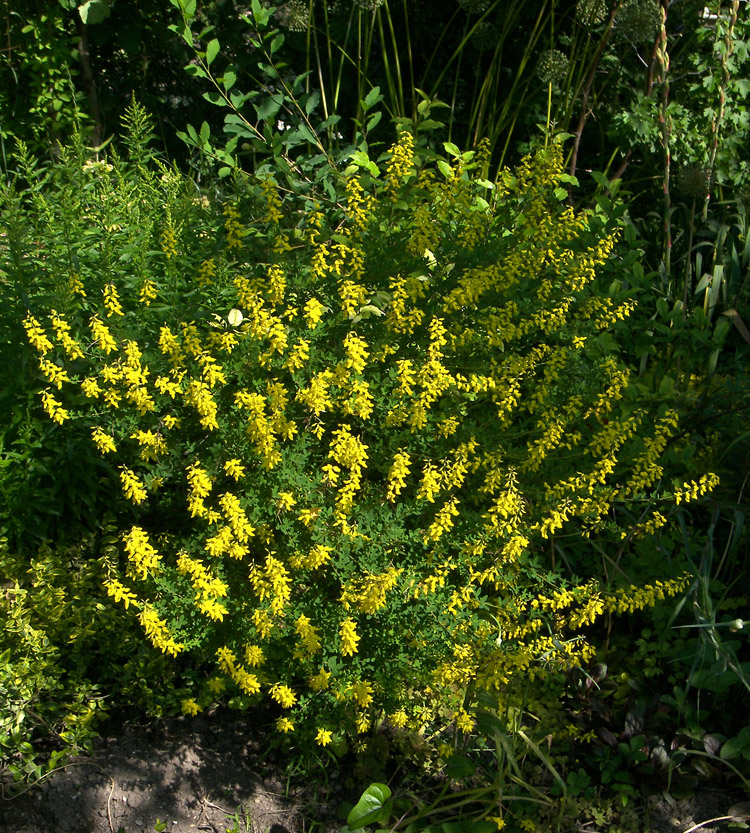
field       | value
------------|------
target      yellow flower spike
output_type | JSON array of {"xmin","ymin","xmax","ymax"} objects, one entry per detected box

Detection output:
[
  {"xmin": 276, "ymin": 717, "xmax": 295, "ymax": 734},
  {"xmin": 103, "ymin": 283, "xmax": 124, "ymax": 317},
  {"xmin": 315, "ymin": 728, "xmax": 333, "ymax": 747},
  {"xmin": 89, "ymin": 315, "xmax": 118, "ymax": 354},
  {"xmin": 91, "ymin": 426, "xmax": 117, "ymax": 454},
  {"xmin": 181, "ymin": 698, "xmax": 202, "ymax": 716},
  {"xmin": 119, "ymin": 466, "xmax": 147, "ymax": 505},
  {"xmin": 339, "ymin": 617, "xmax": 361, "ymax": 657},
  {"xmin": 269, "ymin": 682, "xmax": 297, "ymax": 709},
  {"xmin": 23, "ymin": 314, "xmax": 54, "ymax": 354}
]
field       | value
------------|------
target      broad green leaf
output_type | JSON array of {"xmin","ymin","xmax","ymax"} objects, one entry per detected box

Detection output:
[
  {"xmin": 347, "ymin": 783, "xmax": 392, "ymax": 830},
  {"xmin": 443, "ymin": 141, "xmax": 461, "ymax": 158},
  {"xmin": 366, "ymin": 111, "xmax": 382, "ymax": 132},
  {"xmin": 255, "ymin": 93, "xmax": 284, "ymax": 121},
  {"xmin": 78, "ymin": 0, "xmax": 111, "ymax": 25},
  {"xmin": 445, "ymin": 753, "xmax": 476, "ymax": 780},
  {"xmin": 270, "ymin": 33, "xmax": 285, "ymax": 54},
  {"xmin": 363, "ymin": 86, "xmax": 382, "ymax": 111},
  {"xmin": 203, "ymin": 91, "xmax": 227, "ymax": 106},
  {"xmin": 222, "ymin": 68, "xmax": 237, "ymax": 91},
  {"xmin": 590, "ymin": 170, "xmax": 609, "ymax": 188},
  {"xmin": 437, "ymin": 160, "xmax": 453, "ymax": 179},
  {"xmin": 206, "ymin": 38, "xmax": 220, "ymax": 66}
]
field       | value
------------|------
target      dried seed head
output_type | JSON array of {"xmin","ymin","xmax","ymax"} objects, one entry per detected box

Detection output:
[
  {"xmin": 459, "ymin": 0, "xmax": 491, "ymax": 14},
  {"xmin": 615, "ymin": 0, "xmax": 662, "ymax": 43},
  {"xmin": 576, "ymin": 0, "xmax": 608, "ymax": 25},
  {"xmin": 536, "ymin": 49, "xmax": 570, "ymax": 85}
]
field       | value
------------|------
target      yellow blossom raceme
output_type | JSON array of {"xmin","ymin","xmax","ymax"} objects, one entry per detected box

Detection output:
[
  {"xmin": 310, "ymin": 668, "xmax": 331, "ymax": 691},
  {"xmin": 38, "ymin": 357, "xmax": 69, "ymax": 389},
  {"xmin": 123, "ymin": 526, "xmax": 161, "ymax": 580},
  {"xmin": 303, "ymin": 297, "xmax": 326, "ymax": 328},
  {"xmin": 91, "ymin": 426, "xmax": 117, "ymax": 454},
  {"xmin": 207, "ymin": 676, "xmax": 226, "ymax": 695},
  {"xmin": 139, "ymin": 279, "xmax": 158, "ymax": 304},
  {"xmin": 340, "ymin": 617, "xmax": 361, "ymax": 656},
  {"xmin": 181, "ymin": 698, "xmax": 202, "ymax": 716},
  {"xmin": 138, "ymin": 606, "xmax": 183, "ymax": 656},
  {"xmin": 40, "ymin": 390, "xmax": 70, "ymax": 424},
  {"xmin": 276, "ymin": 717, "xmax": 295, "ymax": 733},
  {"xmin": 103, "ymin": 283, "xmax": 124, "ymax": 317},
  {"xmin": 224, "ymin": 458, "xmax": 246, "ymax": 480},
  {"xmin": 340, "ymin": 568, "xmax": 402, "ymax": 614},
  {"xmin": 161, "ymin": 224, "xmax": 178, "ymax": 258},
  {"xmin": 90, "ymin": 316, "xmax": 118, "ymax": 354},
  {"xmin": 315, "ymin": 728, "xmax": 333, "ymax": 747},
  {"xmin": 244, "ymin": 645, "xmax": 265, "ymax": 667},
  {"xmin": 269, "ymin": 682, "xmax": 297, "ymax": 709},
  {"xmin": 104, "ymin": 578, "xmax": 138, "ymax": 608},
  {"xmin": 295, "ymin": 614, "xmax": 322, "ymax": 656},
  {"xmin": 386, "ymin": 130, "xmax": 415, "ymax": 195},
  {"xmin": 23, "ymin": 314, "xmax": 54, "ymax": 354},
  {"xmin": 120, "ymin": 466, "xmax": 147, "ymax": 505},
  {"xmin": 49, "ymin": 310, "xmax": 84, "ymax": 359}
]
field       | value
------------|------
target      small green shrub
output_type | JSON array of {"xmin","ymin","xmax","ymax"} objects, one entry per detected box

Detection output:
[{"xmin": 0, "ymin": 531, "xmax": 175, "ymax": 788}]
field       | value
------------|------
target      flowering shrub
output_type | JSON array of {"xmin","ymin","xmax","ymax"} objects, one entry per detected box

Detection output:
[{"xmin": 9, "ymin": 109, "xmax": 716, "ymax": 752}]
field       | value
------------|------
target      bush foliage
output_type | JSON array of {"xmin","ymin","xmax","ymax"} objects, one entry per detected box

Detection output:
[{"xmin": 3, "ymin": 101, "xmax": 721, "ymax": 756}]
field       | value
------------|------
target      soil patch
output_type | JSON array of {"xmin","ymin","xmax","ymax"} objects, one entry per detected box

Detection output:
[
  {"xmin": 0, "ymin": 710, "xmax": 747, "ymax": 833},
  {"xmin": 0, "ymin": 709, "xmax": 334, "ymax": 833}
]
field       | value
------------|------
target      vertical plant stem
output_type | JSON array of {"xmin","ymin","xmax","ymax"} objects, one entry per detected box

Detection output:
[
  {"xmin": 656, "ymin": 1, "xmax": 672, "ymax": 289},
  {"xmin": 568, "ymin": 3, "xmax": 618, "ymax": 178},
  {"xmin": 702, "ymin": 0, "xmax": 739, "ymax": 222}
]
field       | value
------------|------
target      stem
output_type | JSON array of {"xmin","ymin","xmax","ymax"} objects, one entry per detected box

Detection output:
[
  {"xmin": 656, "ymin": 1, "xmax": 672, "ymax": 283},
  {"xmin": 568, "ymin": 2, "xmax": 618, "ymax": 178},
  {"xmin": 702, "ymin": 0, "xmax": 739, "ymax": 222}
]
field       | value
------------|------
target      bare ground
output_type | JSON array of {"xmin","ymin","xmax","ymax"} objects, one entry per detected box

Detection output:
[{"xmin": 0, "ymin": 709, "xmax": 747, "ymax": 833}]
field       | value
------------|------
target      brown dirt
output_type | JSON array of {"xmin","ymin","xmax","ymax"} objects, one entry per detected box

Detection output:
[
  {"xmin": 0, "ymin": 709, "xmax": 338, "ymax": 833},
  {"xmin": 0, "ymin": 709, "xmax": 747, "ymax": 833}
]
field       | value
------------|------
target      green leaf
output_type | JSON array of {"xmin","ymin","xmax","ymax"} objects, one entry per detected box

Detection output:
[
  {"xmin": 270, "ymin": 33, "xmax": 285, "ymax": 54},
  {"xmin": 553, "ymin": 186, "xmax": 568, "ymax": 200},
  {"xmin": 363, "ymin": 86, "xmax": 383, "ymax": 112},
  {"xmin": 366, "ymin": 111, "xmax": 382, "ymax": 132},
  {"xmin": 255, "ymin": 93, "xmax": 284, "ymax": 121},
  {"xmin": 78, "ymin": 0, "xmax": 111, "ymax": 25},
  {"xmin": 222, "ymin": 68, "xmax": 237, "ymax": 91},
  {"xmin": 591, "ymin": 170, "xmax": 609, "ymax": 188},
  {"xmin": 206, "ymin": 38, "xmax": 220, "ymax": 66},
  {"xmin": 203, "ymin": 91, "xmax": 227, "ymax": 106},
  {"xmin": 445, "ymin": 753, "xmax": 476, "ymax": 780},
  {"xmin": 437, "ymin": 160, "xmax": 452, "ymax": 179},
  {"xmin": 347, "ymin": 784, "xmax": 392, "ymax": 830},
  {"xmin": 443, "ymin": 141, "xmax": 461, "ymax": 158}
]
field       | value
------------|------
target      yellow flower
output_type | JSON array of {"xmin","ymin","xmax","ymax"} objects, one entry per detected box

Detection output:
[
  {"xmin": 315, "ymin": 728, "xmax": 333, "ymax": 747},
  {"xmin": 120, "ymin": 467, "xmax": 148, "ymax": 504},
  {"xmin": 181, "ymin": 698, "xmax": 202, "ymax": 716},
  {"xmin": 276, "ymin": 717, "xmax": 295, "ymax": 734},
  {"xmin": 207, "ymin": 677, "xmax": 226, "ymax": 695},
  {"xmin": 269, "ymin": 683, "xmax": 297, "ymax": 709},
  {"xmin": 103, "ymin": 283, "xmax": 124, "ymax": 317},
  {"xmin": 309, "ymin": 668, "xmax": 331, "ymax": 691},
  {"xmin": 91, "ymin": 426, "xmax": 117, "ymax": 454},
  {"xmin": 139, "ymin": 279, "xmax": 158, "ymax": 304},
  {"xmin": 277, "ymin": 491, "xmax": 296, "ymax": 510},
  {"xmin": 224, "ymin": 458, "xmax": 246, "ymax": 480},
  {"xmin": 340, "ymin": 618, "xmax": 361, "ymax": 656}
]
